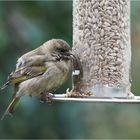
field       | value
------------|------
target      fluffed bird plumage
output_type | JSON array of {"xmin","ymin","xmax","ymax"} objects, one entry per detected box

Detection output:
[{"xmin": 1, "ymin": 39, "xmax": 72, "ymax": 119}]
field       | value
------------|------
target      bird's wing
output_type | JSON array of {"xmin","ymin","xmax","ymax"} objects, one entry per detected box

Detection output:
[
  {"xmin": 1, "ymin": 51, "xmax": 54, "ymax": 90},
  {"xmin": 16, "ymin": 55, "xmax": 48, "ymax": 69},
  {"xmin": 11, "ymin": 66, "xmax": 47, "ymax": 83},
  {"xmin": 16, "ymin": 50, "xmax": 55, "ymax": 69},
  {"xmin": 0, "ymin": 66, "xmax": 47, "ymax": 90}
]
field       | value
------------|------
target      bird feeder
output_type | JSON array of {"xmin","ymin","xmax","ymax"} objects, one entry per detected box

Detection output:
[
  {"xmin": 52, "ymin": 0, "xmax": 140, "ymax": 103},
  {"xmin": 73, "ymin": 0, "xmax": 132, "ymax": 97}
]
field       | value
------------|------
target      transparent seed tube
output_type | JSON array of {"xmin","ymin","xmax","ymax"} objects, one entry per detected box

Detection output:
[{"xmin": 73, "ymin": 0, "xmax": 133, "ymax": 97}]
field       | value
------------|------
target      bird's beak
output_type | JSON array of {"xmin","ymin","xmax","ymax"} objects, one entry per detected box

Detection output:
[
  {"xmin": 67, "ymin": 51, "xmax": 74, "ymax": 59},
  {"xmin": 66, "ymin": 51, "xmax": 72, "ymax": 56},
  {"xmin": 69, "ymin": 52, "xmax": 76, "ymax": 59}
]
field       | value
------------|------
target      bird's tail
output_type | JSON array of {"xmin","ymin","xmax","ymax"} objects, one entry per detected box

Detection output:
[
  {"xmin": 1, "ymin": 97, "xmax": 20, "ymax": 120},
  {"xmin": 0, "ymin": 81, "xmax": 10, "ymax": 90}
]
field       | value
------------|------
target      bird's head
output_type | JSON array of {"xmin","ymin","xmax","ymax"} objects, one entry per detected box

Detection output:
[{"xmin": 47, "ymin": 39, "xmax": 72, "ymax": 61}]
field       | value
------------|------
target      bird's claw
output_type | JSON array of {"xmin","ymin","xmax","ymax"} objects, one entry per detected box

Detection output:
[{"xmin": 40, "ymin": 92, "xmax": 54, "ymax": 103}]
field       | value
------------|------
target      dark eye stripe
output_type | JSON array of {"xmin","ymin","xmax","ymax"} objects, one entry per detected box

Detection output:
[
  {"xmin": 60, "ymin": 49, "xmax": 66, "ymax": 52},
  {"xmin": 58, "ymin": 48, "xmax": 67, "ymax": 52}
]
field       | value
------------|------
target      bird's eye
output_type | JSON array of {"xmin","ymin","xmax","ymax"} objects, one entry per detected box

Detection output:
[{"xmin": 59, "ymin": 48, "xmax": 66, "ymax": 53}]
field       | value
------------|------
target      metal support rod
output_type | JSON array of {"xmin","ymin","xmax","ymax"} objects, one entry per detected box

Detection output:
[{"xmin": 51, "ymin": 94, "xmax": 140, "ymax": 103}]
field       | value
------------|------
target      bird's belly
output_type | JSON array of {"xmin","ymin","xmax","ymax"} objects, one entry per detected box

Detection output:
[{"xmin": 45, "ymin": 72, "xmax": 69, "ymax": 92}]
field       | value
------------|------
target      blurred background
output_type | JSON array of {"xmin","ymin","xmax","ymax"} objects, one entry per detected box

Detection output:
[{"xmin": 0, "ymin": 0, "xmax": 140, "ymax": 139}]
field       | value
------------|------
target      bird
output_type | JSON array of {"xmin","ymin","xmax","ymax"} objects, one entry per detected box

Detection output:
[{"xmin": 0, "ymin": 39, "xmax": 73, "ymax": 120}]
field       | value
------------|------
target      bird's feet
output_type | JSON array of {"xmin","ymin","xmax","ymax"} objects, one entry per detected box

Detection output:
[{"xmin": 40, "ymin": 92, "xmax": 54, "ymax": 103}]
